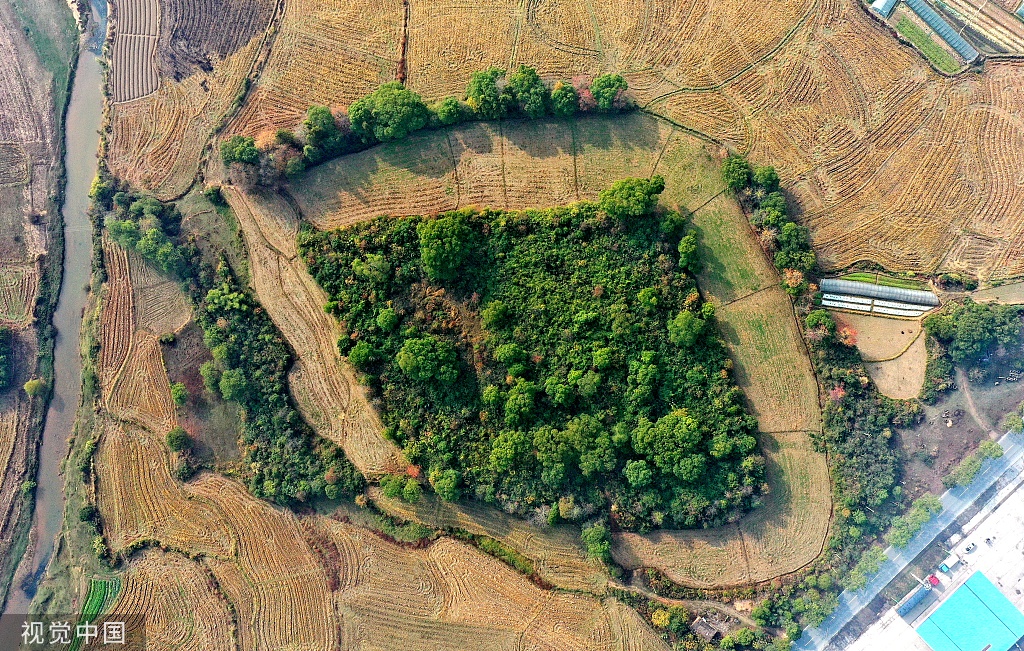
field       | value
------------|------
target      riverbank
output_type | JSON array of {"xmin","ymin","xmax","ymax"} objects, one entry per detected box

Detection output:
[{"xmin": 1, "ymin": 1, "xmax": 104, "ymax": 615}]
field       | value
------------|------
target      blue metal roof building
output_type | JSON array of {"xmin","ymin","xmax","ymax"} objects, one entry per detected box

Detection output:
[
  {"xmin": 904, "ymin": 0, "xmax": 981, "ymax": 62},
  {"xmin": 871, "ymin": 0, "xmax": 900, "ymax": 17},
  {"xmin": 917, "ymin": 571, "xmax": 1024, "ymax": 651}
]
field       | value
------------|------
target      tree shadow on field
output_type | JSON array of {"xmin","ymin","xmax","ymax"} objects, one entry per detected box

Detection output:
[
  {"xmin": 690, "ymin": 222, "xmax": 733, "ymax": 304},
  {"xmin": 570, "ymin": 111, "xmax": 662, "ymax": 155}
]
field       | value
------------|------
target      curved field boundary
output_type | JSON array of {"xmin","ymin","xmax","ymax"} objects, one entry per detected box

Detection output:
[
  {"xmin": 221, "ymin": 185, "xmax": 406, "ymax": 476},
  {"xmin": 369, "ymin": 488, "xmax": 609, "ymax": 593},
  {"xmin": 278, "ymin": 114, "xmax": 830, "ymax": 589}
]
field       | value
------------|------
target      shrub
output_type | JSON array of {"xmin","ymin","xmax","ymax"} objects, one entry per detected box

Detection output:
[
  {"xmin": 465, "ymin": 67, "xmax": 511, "ymax": 120},
  {"xmin": 432, "ymin": 96, "xmax": 465, "ymax": 126},
  {"xmin": 418, "ymin": 212, "xmax": 473, "ymax": 281},
  {"xmin": 402, "ymin": 478, "xmax": 423, "ymax": 503},
  {"xmin": 23, "ymin": 378, "xmax": 44, "ymax": 397},
  {"xmin": 598, "ymin": 175, "xmax": 665, "ymax": 219},
  {"xmin": 170, "ymin": 382, "xmax": 188, "ymax": 406},
  {"xmin": 581, "ymin": 521, "xmax": 612, "ymax": 562},
  {"xmin": 551, "ymin": 81, "xmax": 578, "ymax": 117},
  {"xmin": 507, "ymin": 64, "xmax": 551, "ymax": 118},
  {"xmin": 166, "ymin": 426, "xmax": 192, "ymax": 452},
  {"xmin": 200, "ymin": 361, "xmax": 221, "ymax": 395}
]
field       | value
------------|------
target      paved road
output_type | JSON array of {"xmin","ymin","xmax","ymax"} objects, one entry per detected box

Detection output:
[{"xmin": 795, "ymin": 431, "xmax": 1024, "ymax": 651}]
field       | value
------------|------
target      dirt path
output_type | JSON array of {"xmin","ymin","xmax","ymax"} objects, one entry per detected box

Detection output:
[
  {"xmin": 957, "ymin": 368, "xmax": 999, "ymax": 438},
  {"xmin": 222, "ymin": 186, "xmax": 405, "ymax": 476},
  {"xmin": 609, "ymin": 580, "xmax": 761, "ymax": 631}
]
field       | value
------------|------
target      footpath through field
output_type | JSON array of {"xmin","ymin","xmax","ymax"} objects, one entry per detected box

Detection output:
[{"xmin": 795, "ymin": 431, "xmax": 1024, "ymax": 651}]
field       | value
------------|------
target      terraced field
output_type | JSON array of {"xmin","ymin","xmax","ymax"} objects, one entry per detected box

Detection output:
[{"xmin": 256, "ymin": 114, "xmax": 830, "ymax": 588}]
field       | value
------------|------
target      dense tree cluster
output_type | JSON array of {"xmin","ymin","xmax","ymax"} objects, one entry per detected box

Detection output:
[
  {"xmin": 91, "ymin": 181, "xmax": 365, "ymax": 505},
  {"xmin": 104, "ymin": 192, "xmax": 186, "ymax": 276},
  {"xmin": 0, "ymin": 327, "xmax": 13, "ymax": 391},
  {"xmin": 300, "ymin": 178, "xmax": 765, "ymax": 531},
  {"xmin": 233, "ymin": 67, "xmax": 633, "ymax": 182},
  {"xmin": 723, "ymin": 155, "xmax": 815, "ymax": 295},
  {"xmin": 923, "ymin": 299, "xmax": 1022, "ymax": 364}
]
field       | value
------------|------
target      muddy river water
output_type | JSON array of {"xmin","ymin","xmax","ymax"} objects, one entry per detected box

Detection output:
[{"xmin": 3, "ymin": 2, "xmax": 105, "ymax": 615}]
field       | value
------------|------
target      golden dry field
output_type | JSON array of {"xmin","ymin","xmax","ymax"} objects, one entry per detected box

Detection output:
[
  {"xmin": 613, "ymin": 431, "xmax": 830, "ymax": 587},
  {"xmin": 89, "ymin": 242, "xmax": 669, "ymax": 648},
  {"xmin": 830, "ymin": 311, "xmax": 928, "ymax": 398},
  {"xmin": 370, "ymin": 489, "xmax": 609, "ymax": 593},
  {"xmin": 106, "ymin": 0, "xmax": 278, "ymax": 198},
  {"xmin": 221, "ymin": 185, "xmax": 406, "ymax": 477},
  {"xmin": 231, "ymin": 113, "xmax": 830, "ymax": 588}
]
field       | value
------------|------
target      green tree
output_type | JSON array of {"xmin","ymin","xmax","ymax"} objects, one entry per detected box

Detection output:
[
  {"xmin": 348, "ymin": 341, "xmax": 376, "ymax": 369},
  {"xmin": 429, "ymin": 468, "xmax": 460, "ymax": 501},
  {"xmin": 302, "ymin": 105, "xmax": 344, "ymax": 163},
  {"xmin": 200, "ymin": 361, "xmax": 221, "ymax": 395},
  {"xmin": 624, "ymin": 459, "xmax": 653, "ymax": 487},
  {"xmin": 590, "ymin": 73, "xmax": 627, "ymax": 111},
  {"xmin": 170, "ymin": 382, "xmax": 188, "ymax": 406},
  {"xmin": 417, "ymin": 212, "xmax": 473, "ymax": 281},
  {"xmin": 349, "ymin": 82, "xmax": 430, "ymax": 142},
  {"xmin": 465, "ymin": 67, "xmax": 511, "ymax": 119},
  {"xmin": 581, "ymin": 521, "xmax": 612, "ymax": 562},
  {"xmin": 433, "ymin": 96, "xmax": 465, "ymax": 126},
  {"xmin": 753, "ymin": 165, "xmax": 780, "ymax": 191},
  {"xmin": 598, "ymin": 175, "xmax": 665, "ymax": 219},
  {"xmin": 402, "ymin": 478, "xmax": 423, "ymax": 503},
  {"xmin": 376, "ymin": 307, "xmax": 399, "ymax": 331},
  {"xmin": 632, "ymin": 410, "xmax": 706, "ymax": 482},
  {"xmin": 722, "ymin": 154, "xmax": 752, "ymax": 191},
  {"xmin": 507, "ymin": 65, "xmax": 551, "ymax": 118},
  {"xmin": 551, "ymin": 81, "xmax": 578, "ymax": 117},
  {"xmin": 668, "ymin": 311, "xmax": 704, "ymax": 348},
  {"xmin": 219, "ymin": 368, "xmax": 247, "ymax": 401},
  {"xmin": 396, "ymin": 336, "xmax": 458, "ymax": 383},
  {"xmin": 677, "ymin": 233, "xmax": 699, "ymax": 273},
  {"xmin": 220, "ymin": 135, "xmax": 259, "ymax": 166},
  {"xmin": 23, "ymin": 378, "xmax": 44, "ymax": 397},
  {"xmin": 166, "ymin": 426, "xmax": 192, "ymax": 452}
]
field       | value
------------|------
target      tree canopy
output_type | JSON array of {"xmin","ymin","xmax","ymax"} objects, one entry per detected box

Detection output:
[
  {"xmin": 300, "ymin": 178, "xmax": 764, "ymax": 531},
  {"xmin": 220, "ymin": 135, "xmax": 259, "ymax": 166},
  {"xmin": 348, "ymin": 82, "xmax": 431, "ymax": 143},
  {"xmin": 590, "ymin": 73, "xmax": 628, "ymax": 111}
]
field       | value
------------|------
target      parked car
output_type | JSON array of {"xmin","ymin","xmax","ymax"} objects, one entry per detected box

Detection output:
[{"xmin": 964, "ymin": 542, "xmax": 977, "ymax": 554}]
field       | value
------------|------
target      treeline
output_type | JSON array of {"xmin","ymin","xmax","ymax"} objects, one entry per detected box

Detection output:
[
  {"xmin": 721, "ymin": 155, "xmax": 815, "ymax": 296},
  {"xmin": 90, "ymin": 181, "xmax": 364, "ymax": 504},
  {"xmin": 299, "ymin": 177, "xmax": 765, "ymax": 532},
  {"xmin": 221, "ymin": 66, "xmax": 631, "ymax": 184}
]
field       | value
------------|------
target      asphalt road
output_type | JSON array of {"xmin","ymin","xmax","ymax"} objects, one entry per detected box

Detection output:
[{"xmin": 795, "ymin": 432, "xmax": 1024, "ymax": 651}]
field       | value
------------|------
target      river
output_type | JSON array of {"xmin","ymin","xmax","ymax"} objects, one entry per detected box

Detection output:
[{"xmin": 3, "ymin": 1, "xmax": 106, "ymax": 615}]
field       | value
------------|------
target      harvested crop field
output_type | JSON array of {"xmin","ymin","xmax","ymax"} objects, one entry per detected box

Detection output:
[
  {"xmin": 109, "ymin": 0, "xmax": 160, "ymax": 102},
  {"xmin": 229, "ymin": 0, "xmax": 402, "ymax": 139},
  {"xmin": 829, "ymin": 311, "xmax": 922, "ymax": 362},
  {"xmin": 128, "ymin": 248, "xmax": 190, "ymax": 335},
  {"xmin": 295, "ymin": 113, "xmax": 716, "ymax": 230},
  {"xmin": 107, "ymin": 0, "xmax": 276, "ymax": 198},
  {"xmin": 109, "ymin": 0, "xmax": 1024, "ymax": 282},
  {"xmin": 864, "ymin": 334, "xmax": 927, "ymax": 399},
  {"xmin": 370, "ymin": 489, "xmax": 608, "ymax": 593},
  {"xmin": 285, "ymin": 112, "xmax": 828, "ymax": 588},
  {"xmin": 0, "ymin": 262, "xmax": 39, "ymax": 326},
  {"xmin": 973, "ymin": 281, "xmax": 1024, "ymax": 305},
  {"xmin": 613, "ymin": 430, "xmax": 830, "ymax": 587},
  {"xmin": 105, "ymin": 550, "xmax": 235, "ymax": 651},
  {"xmin": 0, "ymin": 142, "xmax": 29, "ymax": 185},
  {"xmin": 718, "ymin": 288, "xmax": 822, "ymax": 435},
  {"xmin": 222, "ymin": 185, "xmax": 406, "ymax": 476}
]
